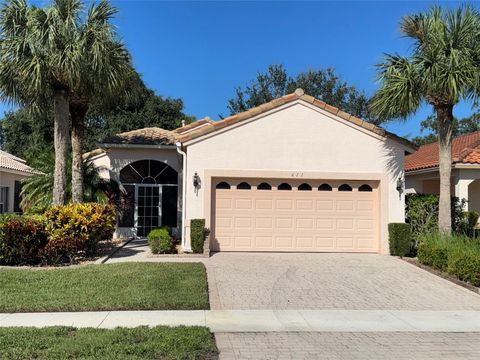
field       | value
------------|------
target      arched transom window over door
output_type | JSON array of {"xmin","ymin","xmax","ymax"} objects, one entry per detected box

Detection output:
[
  {"xmin": 120, "ymin": 159, "xmax": 178, "ymax": 184},
  {"xmin": 118, "ymin": 160, "xmax": 178, "ymax": 237}
]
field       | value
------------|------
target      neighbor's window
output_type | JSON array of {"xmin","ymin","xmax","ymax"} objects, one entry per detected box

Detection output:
[
  {"xmin": 237, "ymin": 182, "xmax": 251, "ymax": 190},
  {"xmin": 338, "ymin": 184, "xmax": 352, "ymax": 191},
  {"xmin": 318, "ymin": 183, "xmax": 332, "ymax": 191},
  {"xmin": 216, "ymin": 182, "xmax": 231, "ymax": 189},
  {"xmin": 278, "ymin": 183, "xmax": 292, "ymax": 190},
  {"xmin": 0, "ymin": 187, "xmax": 8, "ymax": 214},
  {"xmin": 13, "ymin": 181, "xmax": 22, "ymax": 213},
  {"xmin": 298, "ymin": 183, "xmax": 312, "ymax": 191},
  {"xmin": 257, "ymin": 182, "xmax": 272, "ymax": 190},
  {"xmin": 359, "ymin": 184, "xmax": 373, "ymax": 192}
]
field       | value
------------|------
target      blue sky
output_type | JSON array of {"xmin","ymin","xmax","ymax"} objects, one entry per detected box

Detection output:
[{"xmin": 3, "ymin": 0, "xmax": 478, "ymax": 139}]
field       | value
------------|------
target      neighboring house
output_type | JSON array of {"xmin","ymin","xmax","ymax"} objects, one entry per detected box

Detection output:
[
  {"xmin": 405, "ymin": 131, "xmax": 480, "ymax": 213},
  {"xmin": 0, "ymin": 150, "xmax": 40, "ymax": 213},
  {"xmin": 87, "ymin": 88, "xmax": 415, "ymax": 254}
]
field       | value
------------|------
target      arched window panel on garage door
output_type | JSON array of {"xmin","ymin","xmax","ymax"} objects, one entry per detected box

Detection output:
[
  {"xmin": 298, "ymin": 183, "xmax": 312, "ymax": 191},
  {"xmin": 216, "ymin": 181, "xmax": 231, "ymax": 189},
  {"xmin": 257, "ymin": 182, "xmax": 272, "ymax": 190},
  {"xmin": 237, "ymin": 182, "xmax": 251, "ymax": 190},
  {"xmin": 338, "ymin": 184, "xmax": 353, "ymax": 191},
  {"xmin": 359, "ymin": 184, "xmax": 373, "ymax": 192},
  {"xmin": 278, "ymin": 183, "xmax": 292, "ymax": 190},
  {"xmin": 318, "ymin": 183, "xmax": 332, "ymax": 191}
]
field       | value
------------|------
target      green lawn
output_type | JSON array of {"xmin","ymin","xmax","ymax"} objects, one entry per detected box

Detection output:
[
  {"xmin": 0, "ymin": 326, "xmax": 218, "ymax": 360},
  {"xmin": 0, "ymin": 263, "xmax": 209, "ymax": 312}
]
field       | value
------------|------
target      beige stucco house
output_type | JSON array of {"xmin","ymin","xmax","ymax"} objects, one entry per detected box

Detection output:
[
  {"xmin": 405, "ymin": 131, "xmax": 480, "ymax": 213},
  {"xmin": 88, "ymin": 89, "xmax": 415, "ymax": 254},
  {"xmin": 0, "ymin": 150, "xmax": 40, "ymax": 213}
]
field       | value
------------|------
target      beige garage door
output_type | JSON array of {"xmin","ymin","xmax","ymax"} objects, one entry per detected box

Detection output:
[{"xmin": 211, "ymin": 179, "xmax": 379, "ymax": 252}]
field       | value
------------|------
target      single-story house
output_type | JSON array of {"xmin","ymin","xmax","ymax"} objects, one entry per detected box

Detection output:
[
  {"xmin": 405, "ymin": 131, "xmax": 480, "ymax": 213},
  {"xmin": 0, "ymin": 150, "xmax": 40, "ymax": 214},
  {"xmin": 87, "ymin": 88, "xmax": 415, "ymax": 254}
]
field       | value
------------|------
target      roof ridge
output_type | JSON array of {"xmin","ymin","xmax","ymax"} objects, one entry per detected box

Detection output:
[
  {"xmin": 457, "ymin": 137, "xmax": 480, "ymax": 162},
  {"xmin": 176, "ymin": 89, "xmax": 411, "ymax": 148}
]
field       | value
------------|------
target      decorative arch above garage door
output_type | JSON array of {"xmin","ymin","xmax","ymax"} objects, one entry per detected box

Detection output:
[{"xmin": 211, "ymin": 179, "xmax": 380, "ymax": 253}]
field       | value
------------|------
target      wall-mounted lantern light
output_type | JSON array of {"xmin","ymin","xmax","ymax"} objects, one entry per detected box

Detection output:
[
  {"xmin": 193, "ymin": 172, "xmax": 201, "ymax": 190},
  {"xmin": 396, "ymin": 177, "xmax": 404, "ymax": 192}
]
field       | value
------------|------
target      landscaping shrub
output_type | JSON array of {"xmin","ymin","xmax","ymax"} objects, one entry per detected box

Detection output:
[
  {"xmin": 417, "ymin": 232, "xmax": 480, "ymax": 286},
  {"xmin": 417, "ymin": 232, "xmax": 449, "ymax": 271},
  {"xmin": 148, "ymin": 228, "xmax": 174, "ymax": 254},
  {"xmin": 457, "ymin": 211, "xmax": 480, "ymax": 237},
  {"xmin": 191, "ymin": 219, "xmax": 206, "ymax": 253},
  {"xmin": 406, "ymin": 194, "xmax": 470, "ymax": 243},
  {"xmin": 42, "ymin": 203, "xmax": 116, "ymax": 263},
  {"xmin": 388, "ymin": 223, "xmax": 412, "ymax": 257},
  {"xmin": 0, "ymin": 216, "xmax": 48, "ymax": 265}
]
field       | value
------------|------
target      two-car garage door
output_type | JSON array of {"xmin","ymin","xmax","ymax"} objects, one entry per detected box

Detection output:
[{"xmin": 211, "ymin": 179, "xmax": 379, "ymax": 253}]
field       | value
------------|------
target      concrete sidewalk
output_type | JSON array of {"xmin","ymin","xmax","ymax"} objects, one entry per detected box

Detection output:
[{"xmin": 1, "ymin": 310, "xmax": 480, "ymax": 332}]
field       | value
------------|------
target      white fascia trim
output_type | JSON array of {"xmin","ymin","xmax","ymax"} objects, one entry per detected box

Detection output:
[
  {"xmin": 99, "ymin": 143, "xmax": 177, "ymax": 150},
  {"xmin": 452, "ymin": 163, "xmax": 480, "ymax": 169},
  {"xmin": 0, "ymin": 167, "xmax": 38, "ymax": 177},
  {"xmin": 405, "ymin": 167, "xmax": 439, "ymax": 175},
  {"xmin": 406, "ymin": 163, "xmax": 480, "ymax": 175}
]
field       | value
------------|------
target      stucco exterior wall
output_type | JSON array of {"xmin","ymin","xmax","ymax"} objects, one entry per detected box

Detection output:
[
  {"xmin": 405, "ymin": 170, "xmax": 457, "ymax": 195},
  {"xmin": 184, "ymin": 101, "xmax": 407, "ymax": 254},
  {"xmin": 0, "ymin": 170, "xmax": 29, "ymax": 213}
]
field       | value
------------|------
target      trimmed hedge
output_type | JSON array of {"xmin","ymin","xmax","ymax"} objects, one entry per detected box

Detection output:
[
  {"xmin": 148, "ymin": 228, "xmax": 174, "ymax": 254},
  {"xmin": 388, "ymin": 223, "xmax": 412, "ymax": 257},
  {"xmin": 417, "ymin": 232, "xmax": 480, "ymax": 286},
  {"xmin": 0, "ymin": 216, "xmax": 48, "ymax": 265},
  {"xmin": 191, "ymin": 219, "xmax": 206, "ymax": 254},
  {"xmin": 0, "ymin": 203, "xmax": 116, "ymax": 265}
]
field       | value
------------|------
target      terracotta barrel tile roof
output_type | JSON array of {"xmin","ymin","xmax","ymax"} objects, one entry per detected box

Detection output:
[
  {"xmin": 102, "ymin": 127, "xmax": 179, "ymax": 146},
  {"xmin": 405, "ymin": 131, "xmax": 480, "ymax": 171},
  {"xmin": 96, "ymin": 89, "xmax": 414, "ymax": 149},
  {"xmin": 175, "ymin": 89, "xmax": 414, "ymax": 148},
  {"xmin": 0, "ymin": 150, "xmax": 42, "ymax": 175}
]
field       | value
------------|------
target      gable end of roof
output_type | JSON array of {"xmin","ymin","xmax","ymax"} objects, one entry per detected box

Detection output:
[{"xmin": 177, "ymin": 90, "xmax": 414, "ymax": 149}]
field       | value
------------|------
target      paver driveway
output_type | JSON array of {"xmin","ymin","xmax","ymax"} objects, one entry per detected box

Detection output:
[
  {"xmin": 206, "ymin": 252, "xmax": 480, "ymax": 310},
  {"xmin": 215, "ymin": 332, "xmax": 480, "ymax": 360}
]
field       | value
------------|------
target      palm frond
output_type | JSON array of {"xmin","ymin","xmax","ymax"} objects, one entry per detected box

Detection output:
[{"xmin": 372, "ymin": 6, "xmax": 480, "ymax": 120}]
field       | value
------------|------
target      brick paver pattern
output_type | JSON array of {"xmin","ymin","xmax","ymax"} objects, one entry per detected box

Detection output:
[
  {"xmin": 206, "ymin": 253, "xmax": 480, "ymax": 310},
  {"xmin": 215, "ymin": 332, "xmax": 480, "ymax": 360}
]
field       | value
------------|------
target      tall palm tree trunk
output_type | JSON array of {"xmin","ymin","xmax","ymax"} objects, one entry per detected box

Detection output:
[
  {"xmin": 53, "ymin": 89, "xmax": 70, "ymax": 205},
  {"xmin": 437, "ymin": 105, "xmax": 454, "ymax": 234},
  {"xmin": 70, "ymin": 99, "xmax": 89, "ymax": 204}
]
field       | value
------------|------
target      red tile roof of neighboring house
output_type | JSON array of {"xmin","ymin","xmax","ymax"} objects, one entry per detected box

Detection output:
[{"xmin": 405, "ymin": 131, "xmax": 480, "ymax": 172}]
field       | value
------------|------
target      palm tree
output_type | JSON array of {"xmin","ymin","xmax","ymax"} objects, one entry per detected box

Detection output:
[
  {"xmin": 69, "ymin": 0, "xmax": 132, "ymax": 203},
  {"xmin": 371, "ymin": 6, "xmax": 480, "ymax": 234},
  {"xmin": 20, "ymin": 151, "xmax": 121, "ymax": 212},
  {"xmin": 0, "ymin": 0, "xmax": 76, "ymax": 204},
  {"xmin": 0, "ymin": 0, "xmax": 130, "ymax": 205}
]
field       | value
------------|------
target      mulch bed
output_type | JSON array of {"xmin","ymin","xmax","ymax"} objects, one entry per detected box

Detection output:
[{"xmin": 402, "ymin": 257, "xmax": 480, "ymax": 295}]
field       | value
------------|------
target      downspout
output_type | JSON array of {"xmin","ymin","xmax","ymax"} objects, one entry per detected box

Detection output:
[{"xmin": 175, "ymin": 142, "xmax": 190, "ymax": 252}]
